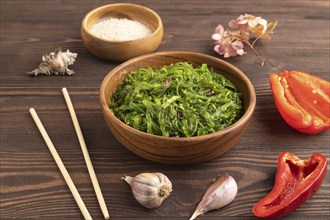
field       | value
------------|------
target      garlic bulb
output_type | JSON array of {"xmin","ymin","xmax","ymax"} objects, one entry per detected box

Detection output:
[
  {"xmin": 122, "ymin": 172, "xmax": 173, "ymax": 209},
  {"xmin": 190, "ymin": 174, "xmax": 238, "ymax": 220},
  {"xmin": 28, "ymin": 48, "xmax": 77, "ymax": 76}
]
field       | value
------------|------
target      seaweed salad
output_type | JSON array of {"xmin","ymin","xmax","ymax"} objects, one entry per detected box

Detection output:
[{"xmin": 110, "ymin": 62, "xmax": 243, "ymax": 137}]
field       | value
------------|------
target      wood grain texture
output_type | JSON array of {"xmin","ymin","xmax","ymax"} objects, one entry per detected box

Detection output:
[{"xmin": 1, "ymin": 0, "xmax": 329, "ymax": 219}]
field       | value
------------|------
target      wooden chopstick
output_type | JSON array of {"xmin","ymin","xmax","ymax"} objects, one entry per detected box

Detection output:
[
  {"xmin": 62, "ymin": 88, "xmax": 110, "ymax": 220},
  {"xmin": 29, "ymin": 108, "xmax": 92, "ymax": 220}
]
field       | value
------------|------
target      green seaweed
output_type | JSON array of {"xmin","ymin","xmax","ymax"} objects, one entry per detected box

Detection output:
[{"xmin": 110, "ymin": 62, "xmax": 243, "ymax": 137}]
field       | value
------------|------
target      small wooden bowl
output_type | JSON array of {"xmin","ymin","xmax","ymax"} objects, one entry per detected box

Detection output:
[
  {"xmin": 100, "ymin": 51, "xmax": 256, "ymax": 164},
  {"xmin": 81, "ymin": 3, "xmax": 163, "ymax": 61}
]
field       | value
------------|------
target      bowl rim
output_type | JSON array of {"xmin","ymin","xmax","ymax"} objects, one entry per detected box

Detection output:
[
  {"xmin": 100, "ymin": 51, "xmax": 256, "ymax": 142},
  {"xmin": 81, "ymin": 3, "xmax": 163, "ymax": 43}
]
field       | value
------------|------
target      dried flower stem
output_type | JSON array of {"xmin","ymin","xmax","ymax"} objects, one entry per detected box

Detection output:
[{"xmin": 245, "ymin": 40, "xmax": 264, "ymax": 66}]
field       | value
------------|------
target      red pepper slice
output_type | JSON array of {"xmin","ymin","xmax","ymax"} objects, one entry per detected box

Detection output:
[
  {"xmin": 270, "ymin": 70, "xmax": 330, "ymax": 134},
  {"xmin": 253, "ymin": 152, "xmax": 327, "ymax": 218}
]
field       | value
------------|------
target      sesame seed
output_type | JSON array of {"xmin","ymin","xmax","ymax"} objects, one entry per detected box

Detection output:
[{"xmin": 90, "ymin": 18, "xmax": 152, "ymax": 41}]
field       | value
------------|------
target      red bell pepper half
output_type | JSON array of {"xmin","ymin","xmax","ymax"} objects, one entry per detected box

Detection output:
[
  {"xmin": 253, "ymin": 152, "xmax": 327, "ymax": 218},
  {"xmin": 270, "ymin": 70, "xmax": 330, "ymax": 134}
]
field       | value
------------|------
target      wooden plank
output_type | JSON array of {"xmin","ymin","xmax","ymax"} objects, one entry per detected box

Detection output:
[
  {"xmin": 1, "ymin": 0, "xmax": 329, "ymax": 219},
  {"xmin": 1, "ymin": 150, "xmax": 329, "ymax": 219}
]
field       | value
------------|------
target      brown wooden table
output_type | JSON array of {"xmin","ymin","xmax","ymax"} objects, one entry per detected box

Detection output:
[{"xmin": 1, "ymin": 0, "xmax": 329, "ymax": 219}]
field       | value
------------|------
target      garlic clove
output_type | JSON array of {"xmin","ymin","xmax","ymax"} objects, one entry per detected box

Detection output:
[
  {"xmin": 122, "ymin": 172, "xmax": 173, "ymax": 209},
  {"xmin": 190, "ymin": 174, "xmax": 238, "ymax": 220}
]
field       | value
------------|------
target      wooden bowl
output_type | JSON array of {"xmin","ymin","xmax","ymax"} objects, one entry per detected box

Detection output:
[
  {"xmin": 81, "ymin": 3, "xmax": 163, "ymax": 61},
  {"xmin": 100, "ymin": 51, "xmax": 256, "ymax": 164}
]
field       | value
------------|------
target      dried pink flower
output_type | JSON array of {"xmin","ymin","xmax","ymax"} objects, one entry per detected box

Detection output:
[
  {"xmin": 239, "ymin": 14, "xmax": 266, "ymax": 27},
  {"xmin": 212, "ymin": 24, "xmax": 225, "ymax": 41},
  {"xmin": 212, "ymin": 14, "xmax": 278, "ymax": 65},
  {"xmin": 228, "ymin": 19, "xmax": 248, "ymax": 33},
  {"xmin": 212, "ymin": 24, "xmax": 245, "ymax": 58},
  {"xmin": 213, "ymin": 39, "xmax": 245, "ymax": 58}
]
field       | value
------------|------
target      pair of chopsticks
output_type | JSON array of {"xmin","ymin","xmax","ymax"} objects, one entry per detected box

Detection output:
[{"xmin": 29, "ymin": 88, "xmax": 109, "ymax": 220}]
